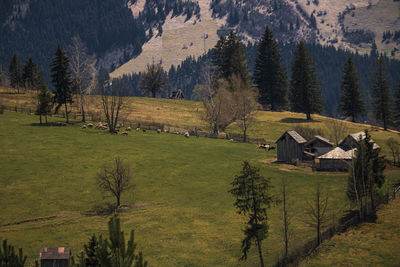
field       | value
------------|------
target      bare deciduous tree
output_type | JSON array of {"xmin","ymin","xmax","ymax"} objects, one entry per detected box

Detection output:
[
  {"xmin": 232, "ymin": 75, "xmax": 260, "ymax": 142},
  {"xmin": 324, "ymin": 119, "xmax": 348, "ymax": 146},
  {"xmin": 68, "ymin": 36, "xmax": 97, "ymax": 122},
  {"xmin": 280, "ymin": 177, "xmax": 291, "ymax": 259},
  {"xmin": 138, "ymin": 63, "xmax": 169, "ymax": 98},
  {"xmin": 386, "ymin": 137, "xmax": 400, "ymax": 166},
  {"xmin": 305, "ymin": 184, "xmax": 329, "ymax": 246},
  {"xmin": 97, "ymin": 157, "xmax": 133, "ymax": 208},
  {"xmin": 98, "ymin": 70, "xmax": 128, "ymax": 133}
]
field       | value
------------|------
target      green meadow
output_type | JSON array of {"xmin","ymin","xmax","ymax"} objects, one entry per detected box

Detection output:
[{"xmin": 0, "ymin": 110, "xmax": 399, "ymax": 266}]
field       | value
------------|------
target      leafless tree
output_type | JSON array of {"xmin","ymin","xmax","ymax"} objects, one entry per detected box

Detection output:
[
  {"xmin": 68, "ymin": 36, "xmax": 97, "ymax": 122},
  {"xmin": 305, "ymin": 184, "xmax": 329, "ymax": 246},
  {"xmin": 196, "ymin": 66, "xmax": 236, "ymax": 136},
  {"xmin": 98, "ymin": 71, "xmax": 128, "ymax": 133},
  {"xmin": 280, "ymin": 177, "xmax": 291, "ymax": 259},
  {"xmin": 324, "ymin": 119, "xmax": 348, "ymax": 146},
  {"xmin": 96, "ymin": 157, "xmax": 133, "ymax": 208},
  {"xmin": 138, "ymin": 63, "xmax": 169, "ymax": 98},
  {"xmin": 231, "ymin": 75, "xmax": 260, "ymax": 142},
  {"xmin": 386, "ymin": 137, "xmax": 399, "ymax": 166}
]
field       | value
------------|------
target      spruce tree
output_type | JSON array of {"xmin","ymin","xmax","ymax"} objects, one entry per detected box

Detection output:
[
  {"xmin": 254, "ymin": 26, "xmax": 287, "ymax": 111},
  {"xmin": 338, "ymin": 57, "xmax": 365, "ymax": 122},
  {"xmin": 229, "ymin": 161, "xmax": 273, "ymax": 267},
  {"xmin": 394, "ymin": 81, "xmax": 400, "ymax": 127},
  {"xmin": 37, "ymin": 72, "xmax": 53, "ymax": 124},
  {"xmin": 22, "ymin": 57, "xmax": 38, "ymax": 91},
  {"xmin": 370, "ymin": 56, "xmax": 392, "ymax": 130},
  {"xmin": 0, "ymin": 64, "xmax": 3, "ymax": 86},
  {"xmin": 8, "ymin": 53, "xmax": 22, "ymax": 93},
  {"xmin": 289, "ymin": 41, "xmax": 323, "ymax": 120},
  {"xmin": 50, "ymin": 45, "xmax": 73, "ymax": 123}
]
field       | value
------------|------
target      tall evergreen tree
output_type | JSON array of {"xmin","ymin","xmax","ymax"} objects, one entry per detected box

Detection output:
[
  {"xmin": 370, "ymin": 56, "xmax": 392, "ymax": 130},
  {"xmin": 8, "ymin": 53, "xmax": 22, "ymax": 93},
  {"xmin": 22, "ymin": 57, "xmax": 38, "ymax": 91},
  {"xmin": 394, "ymin": 81, "xmax": 400, "ymax": 127},
  {"xmin": 37, "ymin": 72, "xmax": 53, "ymax": 124},
  {"xmin": 50, "ymin": 45, "xmax": 73, "ymax": 123},
  {"xmin": 338, "ymin": 57, "xmax": 365, "ymax": 122},
  {"xmin": 0, "ymin": 64, "xmax": 3, "ymax": 86},
  {"xmin": 229, "ymin": 161, "xmax": 273, "ymax": 267},
  {"xmin": 289, "ymin": 41, "xmax": 323, "ymax": 120},
  {"xmin": 254, "ymin": 26, "xmax": 287, "ymax": 111},
  {"xmin": 211, "ymin": 31, "xmax": 251, "ymax": 87}
]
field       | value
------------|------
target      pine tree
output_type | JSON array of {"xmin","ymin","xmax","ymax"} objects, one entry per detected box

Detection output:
[
  {"xmin": 370, "ymin": 56, "xmax": 392, "ymax": 130},
  {"xmin": 229, "ymin": 161, "xmax": 273, "ymax": 267},
  {"xmin": 254, "ymin": 26, "xmax": 287, "ymax": 110},
  {"xmin": 37, "ymin": 72, "xmax": 53, "ymax": 124},
  {"xmin": 22, "ymin": 57, "xmax": 38, "ymax": 91},
  {"xmin": 8, "ymin": 53, "xmax": 23, "ymax": 93},
  {"xmin": 50, "ymin": 45, "xmax": 73, "ymax": 123},
  {"xmin": 338, "ymin": 57, "xmax": 365, "ymax": 122},
  {"xmin": 394, "ymin": 81, "xmax": 400, "ymax": 127},
  {"xmin": 0, "ymin": 64, "xmax": 3, "ymax": 86},
  {"xmin": 289, "ymin": 41, "xmax": 323, "ymax": 120}
]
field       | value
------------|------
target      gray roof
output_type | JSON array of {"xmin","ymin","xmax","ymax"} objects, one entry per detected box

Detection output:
[
  {"xmin": 307, "ymin": 135, "xmax": 334, "ymax": 146},
  {"xmin": 277, "ymin": 130, "xmax": 307, "ymax": 144},
  {"xmin": 40, "ymin": 248, "xmax": 70, "ymax": 260},
  {"xmin": 340, "ymin": 131, "xmax": 380, "ymax": 149},
  {"xmin": 318, "ymin": 147, "xmax": 356, "ymax": 160}
]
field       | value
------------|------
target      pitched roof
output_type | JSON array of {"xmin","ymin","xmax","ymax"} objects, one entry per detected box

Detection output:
[
  {"xmin": 306, "ymin": 135, "xmax": 334, "ymax": 146},
  {"xmin": 318, "ymin": 147, "xmax": 356, "ymax": 160},
  {"xmin": 40, "ymin": 248, "xmax": 70, "ymax": 260},
  {"xmin": 277, "ymin": 130, "xmax": 307, "ymax": 144},
  {"xmin": 340, "ymin": 132, "xmax": 380, "ymax": 149}
]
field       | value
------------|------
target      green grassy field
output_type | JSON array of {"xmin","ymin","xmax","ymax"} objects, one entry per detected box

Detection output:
[
  {"xmin": 300, "ymin": 197, "xmax": 400, "ymax": 267},
  {"xmin": 1, "ymin": 92, "xmax": 400, "ymax": 266}
]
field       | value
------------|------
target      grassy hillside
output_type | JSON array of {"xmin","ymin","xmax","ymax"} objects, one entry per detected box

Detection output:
[
  {"xmin": 1, "ymin": 88, "xmax": 399, "ymax": 158},
  {"xmin": 300, "ymin": 197, "xmax": 400, "ymax": 267}
]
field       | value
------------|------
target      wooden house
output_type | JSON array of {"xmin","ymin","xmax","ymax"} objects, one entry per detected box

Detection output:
[
  {"xmin": 317, "ymin": 147, "xmax": 356, "ymax": 171},
  {"xmin": 339, "ymin": 131, "xmax": 380, "ymax": 151},
  {"xmin": 276, "ymin": 130, "xmax": 307, "ymax": 163},
  {"xmin": 40, "ymin": 247, "xmax": 70, "ymax": 267},
  {"xmin": 169, "ymin": 90, "xmax": 184, "ymax": 100},
  {"xmin": 305, "ymin": 135, "xmax": 334, "ymax": 157}
]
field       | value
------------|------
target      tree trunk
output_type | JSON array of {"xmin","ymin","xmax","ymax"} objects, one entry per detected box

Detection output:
[
  {"xmin": 256, "ymin": 238, "xmax": 265, "ymax": 267},
  {"xmin": 65, "ymin": 103, "xmax": 69, "ymax": 123},
  {"xmin": 117, "ymin": 195, "xmax": 120, "ymax": 208},
  {"xmin": 306, "ymin": 112, "xmax": 311, "ymax": 120},
  {"xmin": 40, "ymin": 114, "xmax": 42, "ymax": 125},
  {"xmin": 152, "ymin": 90, "xmax": 156, "ymax": 98},
  {"xmin": 80, "ymin": 92, "xmax": 86, "ymax": 122}
]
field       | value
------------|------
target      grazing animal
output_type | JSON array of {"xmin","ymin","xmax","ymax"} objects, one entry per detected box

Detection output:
[
  {"xmin": 229, "ymin": 139, "xmax": 234, "ymax": 142},
  {"xmin": 157, "ymin": 129, "xmax": 162, "ymax": 134},
  {"xmin": 142, "ymin": 129, "xmax": 146, "ymax": 133},
  {"xmin": 81, "ymin": 125, "xmax": 87, "ymax": 129},
  {"xmin": 258, "ymin": 144, "xmax": 270, "ymax": 149},
  {"xmin": 126, "ymin": 127, "xmax": 131, "ymax": 131},
  {"xmin": 268, "ymin": 146, "xmax": 276, "ymax": 151},
  {"xmin": 136, "ymin": 127, "xmax": 140, "ymax": 131},
  {"xmin": 87, "ymin": 123, "xmax": 93, "ymax": 128},
  {"xmin": 184, "ymin": 131, "xmax": 190, "ymax": 138},
  {"xmin": 121, "ymin": 132, "xmax": 128, "ymax": 136}
]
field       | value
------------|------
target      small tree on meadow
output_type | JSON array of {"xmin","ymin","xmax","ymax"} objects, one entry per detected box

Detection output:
[
  {"xmin": 97, "ymin": 157, "xmax": 133, "ymax": 208},
  {"xmin": 229, "ymin": 161, "xmax": 273, "ymax": 267},
  {"xmin": 36, "ymin": 72, "xmax": 53, "ymax": 124},
  {"xmin": 138, "ymin": 63, "xmax": 169, "ymax": 98},
  {"xmin": 8, "ymin": 53, "xmax": 23, "ymax": 94}
]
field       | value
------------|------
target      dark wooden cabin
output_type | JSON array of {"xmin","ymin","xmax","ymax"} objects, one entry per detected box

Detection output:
[
  {"xmin": 40, "ymin": 247, "xmax": 70, "ymax": 267},
  {"xmin": 305, "ymin": 135, "xmax": 334, "ymax": 156},
  {"xmin": 276, "ymin": 130, "xmax": 307, "ymax": 163},
  {"xmin": 169, "ymin": 90, "xmax": 184, "ymax": 100},
  {"xmin": 339, "ymin": 131, "xmax": 380, "ymax": 151}
]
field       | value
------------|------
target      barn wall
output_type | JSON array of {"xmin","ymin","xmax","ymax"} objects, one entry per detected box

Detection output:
[
  {"xmin": 319, "ymin": 159, "xmax": 350, "ymax": 171},
  {"xmin": 277, "ymin": 134, "xmax": 304, "ymax": 162}
]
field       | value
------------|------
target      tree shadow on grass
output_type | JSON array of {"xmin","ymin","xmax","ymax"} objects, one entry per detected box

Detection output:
[
  {"xmin": 29, "ymin": 122, "xmax": 67, "ymax": 127},
  {"xmin": 84, "ymin": 202, "xmax": 132, "ymax": 216},
  {"xmin": 279, "ymin": 117, "xmax": 320, "ymax": 123}
]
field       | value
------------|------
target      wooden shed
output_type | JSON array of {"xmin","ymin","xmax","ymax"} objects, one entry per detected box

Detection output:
[
  {"xmin": 169, "ymin": 90, "xmax": 184, "ymax": 99},
  {"xmin": 40, "ymin": 247, "xmax": 70, "ymax": 267},
  {"xmin": 305, "ymin": 135, "xmax": 334, "ymax": 156},
  {"xmin": 317, "ymin": 147, "xmax": 356, "ymax": 171},
  {"xmin": 276, "ymin": 130, "xmax": 307, "ymax": 163},
  {"xmin": 339, "ymin": 131, "xmax": 380, "ymax": 151}
]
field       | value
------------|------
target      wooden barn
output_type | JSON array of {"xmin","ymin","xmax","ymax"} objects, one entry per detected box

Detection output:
[
  {"xmin": 40, "ymin": 247, "xmax": 70, "ymax": 267},
  {"xmin": 305, "ymin": 135, "xmax": 334, "ymax": 156},
  {"xmin": 317, "ymin": 147, "xmax": 356, "ymax": 171},
  {"xmin": 276, "ymin": 130, "xmax": 307, "ymax": 163},
  {"xmin": 339, "ymin": 131, "xmax": 380, "ymax": 151}
]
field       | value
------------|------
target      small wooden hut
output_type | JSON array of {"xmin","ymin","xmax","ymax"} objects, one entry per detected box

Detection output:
[
  {"xmin": 276, "ymin": 130, "xmax": 307, "ymax": 163},
  {"xmin": 169, "ymin": 90, "xmax": 184, "ymax": 99},
  {"xmin": 339, "ymin": 131, "xmax": 380, "ymax": 151},
  {"xmin": 305, "ymin": 135, "xmax": 334, "ymax": 156},
  {"xmin": 317, "ymin": 147, "xmax": 356, "ymax": 171},
  {"xmin": 40, "ymin": 247, "xmax": 70, "ymax": 267}
]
